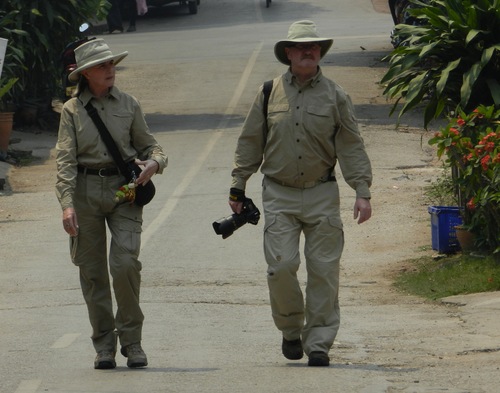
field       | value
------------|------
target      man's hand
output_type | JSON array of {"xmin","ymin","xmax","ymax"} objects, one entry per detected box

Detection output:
[
  {"xmin": 229, "ymin": 200, "xmax": 243, "ymax": 214},
  {"xmin": 229, "ymin": 188, "xmax": 246, "ymax": 214},
  {"xmin": 353, "ymin": 197, "xmax": 372, "ymax": 224},
  {"xmin": 63, "ymin": 207, "xmax": 79, "ymax": 237},
  {"xmin": 135, "ymin": 159, "xmax": 159, "ymax": 185}
]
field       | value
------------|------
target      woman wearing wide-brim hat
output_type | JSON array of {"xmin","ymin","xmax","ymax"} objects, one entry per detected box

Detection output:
[{"xmin": 55, "ymin": 38, "xmax": 168, "ymax": 370}]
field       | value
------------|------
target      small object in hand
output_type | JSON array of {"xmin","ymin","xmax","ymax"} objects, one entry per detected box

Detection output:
[{"xmin": 114, "ymin": 182, "xmax": 136, "ymax": 204}]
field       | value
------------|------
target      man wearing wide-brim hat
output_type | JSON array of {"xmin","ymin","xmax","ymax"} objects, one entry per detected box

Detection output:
[
  {"xmin": 56, "ymin": 38, "xmax": 168, "ymax": 370},
  {"xmin": 228, "ymin": 20, "xmax": 373, "ymax": 366}
]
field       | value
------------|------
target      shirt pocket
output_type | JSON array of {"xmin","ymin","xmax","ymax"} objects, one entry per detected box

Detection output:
[
  {"xmin": 303, "ymin": 104, "xmax": 335, "ymax": 136},
  {"xmin": 112, "ymin": 111, "xmax": 133, "ymax": 131},
  {"xmin": 111, "ymin": 111, "xmax": 134, "ymax": 146},
  {"xmin": 267, "ymin": 103, "xmax": 290, "ymax": 126}
]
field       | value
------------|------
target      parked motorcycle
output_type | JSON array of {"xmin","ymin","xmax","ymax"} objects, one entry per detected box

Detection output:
[{"xmin": 60, "ymin": 24, "xmax": 95, "ymax": 101}]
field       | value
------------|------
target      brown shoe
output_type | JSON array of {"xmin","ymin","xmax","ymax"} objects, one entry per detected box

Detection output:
[
  {"xmin": 94, "ymin": 350, "xmax": 116, "ymax": 369},
  {"xmin": 121, "ymin": 343, "xmax": 148, "ymax": 368}
]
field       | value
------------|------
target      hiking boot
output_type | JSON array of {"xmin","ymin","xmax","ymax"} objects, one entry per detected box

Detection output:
[
  {"xmin": 94, "ymin": 350, "xmax": 116, "ymax": 369},
  {"xmin": 308, "ymin": 351, "xmax": 330, "ymax": 367},
  {"xmin": 282, "ymin": 337, "xmax": 303, "ymax": 360},
  {"xmin": 121, "ymin": 343, "xmax": 148, "ymax": 368}
]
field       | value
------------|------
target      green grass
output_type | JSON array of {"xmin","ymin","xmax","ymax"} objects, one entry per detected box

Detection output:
[{"xmin": 394, "ymin": 254, "xmax": 500, "ymax": 301}]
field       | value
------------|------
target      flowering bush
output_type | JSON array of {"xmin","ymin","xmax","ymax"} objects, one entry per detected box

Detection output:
[{"xmin": 429, "ymin": 105, "xmax": 500, "ymax": 254}]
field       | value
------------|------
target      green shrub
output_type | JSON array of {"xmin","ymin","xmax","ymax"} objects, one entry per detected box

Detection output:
[
  {"xmin": 381, "ymin": 0, "xmax": 500, "ymax": 127},
  {"xmin": 0, "ymin": 0, "xmax": 110, "ymax": 109},
  {"xmin": 429, "ymin": 105, "xmax": 500, "ymax": 254}
]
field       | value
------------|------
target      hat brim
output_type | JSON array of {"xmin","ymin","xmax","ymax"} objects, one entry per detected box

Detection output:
[
  {"xmin": 68, "ymin": 51, "xmax": 128, "ymax": 82},
  {"xmin": 274, "ymin": 38, "xmax": 333, "ymax": 65}
]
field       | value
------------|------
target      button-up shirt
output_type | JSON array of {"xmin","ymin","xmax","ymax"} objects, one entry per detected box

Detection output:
[
  {"xmin": 231, "ymin": 68, "xmax": 372, "ymax": 199},
  {"xmin": 56, "ymin": 86, "xmax": 168, "ymax": 209}
]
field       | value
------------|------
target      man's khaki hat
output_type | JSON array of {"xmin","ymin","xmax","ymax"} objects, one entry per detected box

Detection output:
[
  {"xmin": 274, "ymin": 20, "xmax": 333, "ymax": 65},
  {"xmin": 69, "ymin": 38, "xmax": 128, "ymax": 82}
]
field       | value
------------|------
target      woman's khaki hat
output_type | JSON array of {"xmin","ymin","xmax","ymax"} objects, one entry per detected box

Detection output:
[
  {"xmin": 68, "ymin": 38, "xmax": 128, "ymax": 82},
  {"xmin": 274, "ymin": 20, "xmax": 333, "ymax": 65}
]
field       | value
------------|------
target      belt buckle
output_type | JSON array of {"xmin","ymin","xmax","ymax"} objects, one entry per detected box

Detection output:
[{"xmin": 98, "ymin": 168, "xmax": 107, "ymax": 177}]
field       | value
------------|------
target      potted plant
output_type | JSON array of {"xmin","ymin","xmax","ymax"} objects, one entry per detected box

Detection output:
[
  {"xmin": 429, "ymin": 105, "xmax": 500, "ymax": 255},
  {"xmin": 0, "ymin": 76, "xmax": 18, "ymax": 160}
]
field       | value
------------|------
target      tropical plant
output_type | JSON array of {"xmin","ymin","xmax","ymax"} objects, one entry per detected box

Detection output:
[
  {"xmin": 381, "ymin": 0, "xmax": 500, "ymax": 128},
  {"xmin": 0, "ymin": 0, "xmax": 110, "ymax": 112},
  {"xmin": 0, "ymin": 77, "xmax": 18, "ymax": 112},
  {"xmin": 429, "ymin": 105, "xmax": 500, "ymax": 254}
]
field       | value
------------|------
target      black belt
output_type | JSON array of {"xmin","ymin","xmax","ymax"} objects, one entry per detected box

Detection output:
[
  {"xmin": 77, "ymin": 166, "xmax": 121, "ymax": 177},
  {"xmin": 266, "ymin": 174, "xmax": 336, "ymax": 189}
]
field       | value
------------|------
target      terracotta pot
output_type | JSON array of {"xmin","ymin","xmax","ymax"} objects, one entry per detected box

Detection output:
[
  {"xmin": 0, "ymin": 111, "xmax": 14, "ymax": 159},
  {"xmin": 454, "ymin": 226, "xmax": 475, "ymax": 252}
]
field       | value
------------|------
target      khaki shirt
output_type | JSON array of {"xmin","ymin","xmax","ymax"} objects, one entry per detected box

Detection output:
[
  {"xmin": 56, "ymin": 86, "xmax": 168, "ymax": 210},
  {"xmin": 231, "ymin": 68, "xmax": 372, "ymax": 199}
]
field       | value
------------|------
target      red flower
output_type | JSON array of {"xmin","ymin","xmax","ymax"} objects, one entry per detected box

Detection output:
[
  {"xmin": 449, "ymin": 127, "xmax": 459, "ymax": 136},
  {"xmin": 484, "ymin": 141, "xmax": 495, "ymax": 152},
  {"xmin": 467, "ymin": 198, "xmax": 476, "ymax": 210},
  {"xmin": 457, "ymin": 118, "xmax": 466, "ymax": 126},
  {"xmin": 480, "ymin": 155, "xmax": 490, "ymax": 170}
]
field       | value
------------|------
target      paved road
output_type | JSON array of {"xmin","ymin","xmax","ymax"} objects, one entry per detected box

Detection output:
[{"xmin": 1, "ymin": 0, "xmax": 499, "ymax": 392}]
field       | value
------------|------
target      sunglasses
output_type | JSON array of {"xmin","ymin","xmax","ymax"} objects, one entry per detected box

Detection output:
[{"xmin": 289, "ymin": 43, "xmax": 321, "ymax": 51}]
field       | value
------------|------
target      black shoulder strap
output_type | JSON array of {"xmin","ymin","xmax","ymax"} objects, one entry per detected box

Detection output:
[
  {"xmin": 262, "ymin": 79, "xmax": 273, "ymax": 137},
  {"xmin": 84, "ymin": 102, "xmax": 132, "ymax": 180}
]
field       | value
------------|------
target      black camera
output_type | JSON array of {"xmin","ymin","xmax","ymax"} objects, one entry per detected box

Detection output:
[{"xmin": 212, "ymin": 198, "xmax": 261, "ymax": 239}]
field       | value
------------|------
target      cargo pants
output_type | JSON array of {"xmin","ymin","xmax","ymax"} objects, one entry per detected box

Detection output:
[
  {"xmin": 71, "ymin": 171, "xmax": 144, "ymax": 353},
  {"xmin": 262, "ymin": 176, "xmax": 344, "ymax": 355}
]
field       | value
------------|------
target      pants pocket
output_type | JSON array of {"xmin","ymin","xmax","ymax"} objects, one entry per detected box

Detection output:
[{"xmin": 69, "ymin": 235, "xmax": 80, "ymax": 266}]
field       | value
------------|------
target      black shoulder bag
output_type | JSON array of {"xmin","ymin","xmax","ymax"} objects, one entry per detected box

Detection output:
[
  {"xmin": 84, "ymin": 102, "xmax": 156, "ymax": 207},
  {"xmin": 262, "ymin": 79, "xmax": 273, "ymax": 138}
]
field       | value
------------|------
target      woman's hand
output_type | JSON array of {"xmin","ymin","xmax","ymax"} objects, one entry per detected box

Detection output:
[
  {"xmin": 63, "ymin": 207, "xmax": 79, "ymax": 237},
  {"xmin": 134, "ymin": 159, "xmax": 159, "ymax": 185}
]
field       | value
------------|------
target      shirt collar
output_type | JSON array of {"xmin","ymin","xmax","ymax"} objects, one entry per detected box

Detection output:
[
  {"xmin": 284, "ymin": 67, "xmax": 323, "ymax": 88},
  {"xmin": 79, "ymin": 86, "xmax": 121, "ymax": 106}
]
